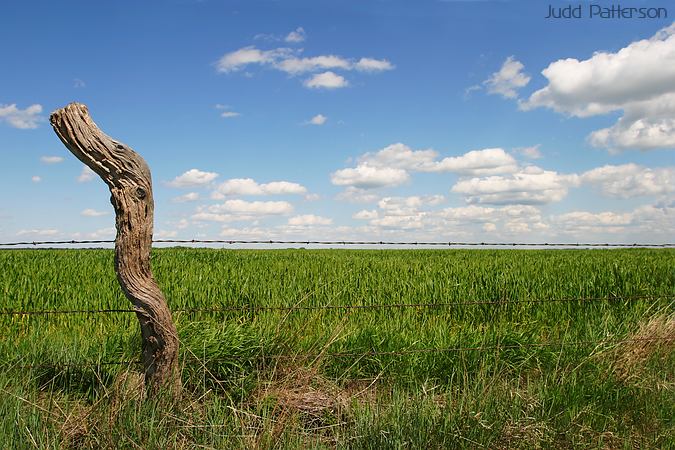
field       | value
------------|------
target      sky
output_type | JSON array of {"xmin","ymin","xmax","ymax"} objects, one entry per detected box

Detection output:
[{"xmin": 1, "ymin": 0, "xmax": 674, "ymax": 245}]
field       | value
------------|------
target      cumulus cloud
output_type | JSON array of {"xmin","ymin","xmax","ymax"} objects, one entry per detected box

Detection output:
[
  {"xmin": 516, "ymin": 145, "xmax": 542, "ymax": 160},
  {"xmin": 451, "ymin": 166, "xmax": 580, "ymax": 205},
  {"xmin": 371, "ymin": 214, "xmax": 426, "ymax": 230},
  {"xmin": 155, "ymin": 230, "xmax": 178, "ymax": 239},
  {"xmin": 549, "ymin": 206, "xmax": 675, "ymax": 236},
  {"xmin": 216, "ymin": 46, "xmax": 295, "ymax": 73},
  {"xmin": 168, "ymin": 169, "xmax": 219, "ymax": 188},
  {"xmin": 277, "ymin": 55, "xmax": 351, "ymax": 74},
  {"xmin": 77, "ymin": 166, "xmax": 95, "ymax": 183},
  {"xmin": 354, "ymin": 57, "xmax": 395, "ymax": 72},
  {"xmin": 285, "ymin": 27, "xmax": 306, "ymax": 43},
  {"xmin": 581, "ymin": 163, "xmax": 675, "ymax": 198},
  {"xmin": 378, "ymin": 196, "xmax": 445, "ymax": 216},
  {"xmin": 307, "ymin": 114, "xmax": 327, "ymax": 125},
  {"xmin": 304, "ymin": 71, "xmax": 348, "ymax": 89},
  {"xmin": 208, "ymin": 199, "xmax": 293, "ymax": 215},
  {"xmin": 216, "ymin": 42, "xmax": 392, "ymax": 88},
  {"xmin": 357, "ymin": 143, "xmax": 438, "ymax": 171},
  {"xmin": 432, "ymin": 148, "xmax": 518, "ymax": 175},
  {"xmin": 440, "ymin": 205, "xmax": 496, "ymax": 222},
  {"xmin": 86, "ymin": 228, "xmax": 115, "ymax": 239},
  {"xmin": 331, "ymin": 165, "xmax": 409, "ymax": 189},
  {"xmin": 81, "ymin": 208, "xmax": 108, "ymax": 217},
  {"xmin": 215, "ymin": 104, "xmax": 240, "ymax": 118},
  {"xmin": 215, "ymin": 178, "xmax": 307, "ymax": 196},
  {"xmin": 172, "ymin": 192, "xmax": 200, "ymax": 203},
  {"xmin": 522, "ymin": 24, "xmax": 675, "ymax": 151},
  {"xmin": 333, "ymin": 144, "xmax": 518, "ymax": 195},
  {"xmin": 484, "ymin": 56, "xmax": 530, "ymax": 99},
  {"xmin": 31, "ymin": 176, "xmax": 41, "ymax": 183},
  {"xmin": 353, "ymin": 209, "xmax": 378, "ymax": 220},
  {"xmin": 0, "ymin": 103, "xmax": 43, "ymax": 129},
  {"xmin": 355, "ymin": 143, "xmax": 518, "ymax": 175},
  {"xmin": 288, "ymin": 214, "xmax": 332, "ymax": 226},
  {"xmin": 40, "ymin": 156, "xmax": 64, "ymax": 164},
  {"xmin": 17, "ymin": 228, "xmax": 59, "ymax": 237},
  {"xmin": 335, "ymin": 187, "xmax": 381, "ymax": 203}
]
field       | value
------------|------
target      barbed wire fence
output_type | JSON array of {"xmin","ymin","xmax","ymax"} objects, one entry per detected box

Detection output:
[
  {"xmin": 1, "ymin": 239, "xmax": 673, "ymax": 372},
  {"xmin": 1, "ymin": 238, "xmax": 674, "ymax": 248}
]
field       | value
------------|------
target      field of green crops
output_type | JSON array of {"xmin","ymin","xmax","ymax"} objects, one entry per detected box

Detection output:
[{"xmin": 0, "ymin": 248, "xmax": 673, "ymax": 449}]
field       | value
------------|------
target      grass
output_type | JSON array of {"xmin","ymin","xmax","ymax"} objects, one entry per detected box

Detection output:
[{"xmin": 0, "ymin": 248, "xmax": 673, "ymax": 448}]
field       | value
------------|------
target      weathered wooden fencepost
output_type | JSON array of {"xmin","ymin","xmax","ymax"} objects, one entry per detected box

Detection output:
[{"xmin": 50, "ymin": 103, "xmax": 180, "ymax": 396}]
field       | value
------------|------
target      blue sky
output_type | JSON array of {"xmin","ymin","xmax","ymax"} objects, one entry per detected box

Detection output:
[{"xmin": 1, "ymin": 0, "xmax": 674, "ymax": 244}]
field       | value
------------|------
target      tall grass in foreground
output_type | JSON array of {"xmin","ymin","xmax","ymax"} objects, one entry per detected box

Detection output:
[{"xmin": 0, "ymin": 248, "xmax": 673, "ymax": 448}]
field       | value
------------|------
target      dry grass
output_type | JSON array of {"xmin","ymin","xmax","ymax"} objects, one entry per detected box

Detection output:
[{"xmin": 611, "ymin": 313, "xmax": 675, "ymax": 388}]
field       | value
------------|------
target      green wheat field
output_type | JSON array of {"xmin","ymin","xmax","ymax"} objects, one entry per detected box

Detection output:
[{"xmin": 0, "ymin": 248, "xmax": 673, "ymax": 449}]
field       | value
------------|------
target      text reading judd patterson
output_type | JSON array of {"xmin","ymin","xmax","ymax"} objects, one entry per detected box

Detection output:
[{"xmin": 546, "ymin": 4, "xmax": 668, "ymax": 19}]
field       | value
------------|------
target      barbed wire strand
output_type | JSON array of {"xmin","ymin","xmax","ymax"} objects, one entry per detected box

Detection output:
[
  {"xmin": 0, "ymin": 239, "xmax": 673, "ymax": 248},
  {"xmin": 1, "ymin": 294, "xmax": 672, "ymax": 317},
  {"xmin": 11, "ymin": 336, "xmax": 672, "ymax": 370}
]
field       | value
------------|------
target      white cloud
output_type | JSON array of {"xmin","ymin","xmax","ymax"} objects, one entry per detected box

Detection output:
[
  {"xmin": 40, "ymin": 156, "xmax": 64, "ymax": 164},
  {"xmin": 215, "ymin": 104, "xmax": 240, "ymax": 118},
  {"xmin": 220, "ymin": 226, "xmax": 268, "ymax": 239},
  {"xmin": 172, "ymin": 192, "xmax": 200, "ymax": 203},
  {"xmin": 484, "ymin": 56, "xmax": 530, "ymax": 99},
  {"xmin": 31, "ymin": 176, "xmax": 41, "ymax": 183},
  {"xmin": 331, "ymin": 165, "xmax": 409, "ymax": 189},
  {"xmin": 378, "ymin": 196, "xmax": 445, "ymax": 215},
  {"xmin": 87, "ymin": 227, "xmax": 115, "ymax": 239},
  {"xmin": 77, "ymin": 166, "xmax": 95, "ymax": 183},
  {"xmin": 81, "ymin": 208, "xmax": 108, "ymax": 217},
  {"xmin": 17, "ymin": 229, "xmax": 59, "ymax": 237},
  {"xmin": 451, "ymin": 166, "xmax": 580, "ymax": 205},
  {"xmin": 516, "ymin": 145, "xmax": 542, "ymax": 160},
  {"xmin": 335, "ymin": 187, "xmax": 381, "ymax": 203},
  {"xmin": 285, "ymin": 27, "xmax": 306, "ymax": 43},
  {"xmin": 216, "ymin": 46, "xmax": 295, "ymax": 73},
  {"xmin": 216, "ymin": 44, "xmax": 393, "ymax": 88},
  {"xmin": 215, "ymin": 178, "xmax": 307, "ymax": 196},
  {"xmin": 581, "ymin": 163, "xmax": 675, "ymax": 198},
  {"xmin": 221, "ymin": 111, "xmax": 241, "ymax": 118},
  {"xmin": 304, "ymin": 71, "xmax": 349, "ymax": 89},
  {"xmin": 0, "ymin": 103, "xmax": 43, "ymax": 129},
  {"xmin": 288, "ymin": 214, "xmax": 332, "ymax": 226},
  {"xmin": 357, "ymin": 143, "xmax": 439, "ymax": 171},
  {"xmin": 553, "ymin": 210, "xmax": 635, "ymax": 235},
  {"xmin": 353, "ymin": 209, "xmax": 378, "ymax": 220},
  {"xmin": 588, "ymin": 104, "xmax": 675, "ymax": 151},
  {"xmin": 483, "ymin": 223, "xmax": 497, "ymax": 232},
  {"xmin": 155, "ymin": 230, "xmax": 178, "ymax": 239},
  {"xmin": 307, "ymin": 114, "xmax": 327, "ymax": 125},
  {"xmin": 522, "ymin": 24, "xmax": 675, "ymax": 151},
  {"xmin": 191, "ymin": 213, "xmax": 255, "ymax": 223},
  {"xmin": 277, "ymin": 55, "xmax": 351, "ymax": 74},
  {"xmin": 168, "ymin": 169, "xmax": 219, "ymax": 188},
  {"xmin": 433, "ymin": 148, "xmax": 518, "ymax": 175},
  {"xmin": 440, "ymin": 205, "xmax": 496, "ymax": 222},
  {"xmin": 208, "ymin": 199, "xmax": 293, "ymax": 215},
  {"xmin": 354, "ymin": 57, "xmax": 395, "ymax": 72},
  {"xmin": 333, "ymin": 144, "xmax": 519, "ymax": 195},
  {"xmin": 355, "ymin": 143, "xmax": 517, "ymax": 175},
  {"xmin": 371, "ymin": 214, "xmax": 426, "ymax": 230},
  {"xmin": 73, "ymin": 78, "xmax": 86, "ymax": 88}
]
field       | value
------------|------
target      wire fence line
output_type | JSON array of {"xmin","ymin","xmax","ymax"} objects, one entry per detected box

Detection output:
[
  {"xmin": 1, "ymin": 238, "xmax": 674, "ymax": 248},
  {"xmin": 2, "ymin": 294, "xmax": 673, "ymax": 317},
  {"xmin": 9, "ymin": 336, "xmax": 673, "ymax": 371}
]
